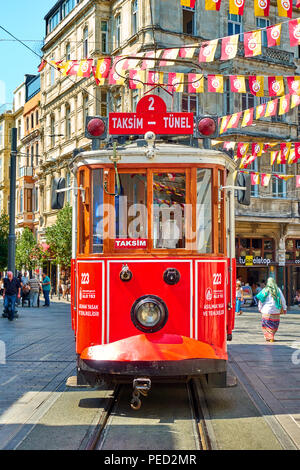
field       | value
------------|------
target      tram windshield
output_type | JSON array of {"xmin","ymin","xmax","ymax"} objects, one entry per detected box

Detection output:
[{"xmin": 82, "ymin": 165, "xmax": 224, "ymax": 256}]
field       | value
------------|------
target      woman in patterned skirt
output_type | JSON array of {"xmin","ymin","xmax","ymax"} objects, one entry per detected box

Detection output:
[{"xmin": 256, "ymin": 277, "xmax": 287, "ymax": 342}]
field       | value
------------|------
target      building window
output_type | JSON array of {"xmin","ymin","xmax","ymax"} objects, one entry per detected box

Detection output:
[
  {"xmin": 100, "ymin": 90, "xmax": 108, "ymax": 116},
  {"xmin": 272, "ymin": 163, "xmax": 287, "ymax": 198},
  {"xmin": 83, "ymin": 94, "xmax": 89, "ymax": 126},
  {"xmin": 50, "ymin": 62, "xmax": 55, "ymax": 86},
  {"xmin": 36, "ymin": 143, "xmax": 39, "ymax": 166},
  {"xmin": 50, "ymin": 116, "xmax": 55, "ymax": 148},
  {"xmin": 101, "ymin": 21, "xmax": 108, "ymax": 53},
  {"xmin": 48, "ymin": 10, "xmax": 60, "ymax": 34},
  {"xmin": 27, "ymin": 189, "xmax": 32, "ymax": 213},
  {"xmin": 83, "ymin": 27, "xmax": 88, "ymax": 58},
  {"xmin": 182, "ymin": 6, "xmax": 195, "ymax": 35},
  {"xmin": 132, "ymin": 0, "xmax": 138, "ymax": 35},
  {"xmin": 182, "ymin": 83, "xmax": 198, "ymax": 113},
  {"xmin": 249, "ymin": 158, "xmax": 259, "ymax": 197},
  {"xmin": 241, "ymin": 92, "xmax": 255, "ymax": 110},
  {"xmin": 62, "ymin": 0, "xmax": 75, "ymax": 19},
  {"xmin": 256, "ymin": 18, "xmax": 269, "ymax": 48},
  {"xmin": 36, "ymin": 110, "xmax": 39, "ymax": 126},
  {"xmin": 66, "ymin": 42, "xmax": 71, "ymax": 61},
  {"xmin": 116, "ymin": 15, "xmax": 121, "ymax": 48},
  {"xmin": 65, "ymin": 105, "xmax": 71, "ymax": 139},
  {"xmin": 18, "ymin": 119, "xmax": 21, "ymax": 140},
  {"xmin": 26, "ymin": 117, "xmax": 29, "ymax": 132},
  {"xmin": 223, "ymin": 79, "xmax": 232, "ymax": 115},
  {"xmin": 31, "ymin": 146, "xmax": 34, "ymax": 167},
  {"xmin": 228, "ymin": 13, "xmax": 243, "ymax": 39},
  {"xmin": 20, "ymin": 189, "xmax": 23, "ymax": 214},
  {"xmin": 132, "ymin": 90, "xmax": 139, "ymax": 112},
  {"xmin": 31, "ymin": 113, "xmax": 34, "ymax": 129}
]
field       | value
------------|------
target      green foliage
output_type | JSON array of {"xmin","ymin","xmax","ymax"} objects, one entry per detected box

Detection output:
[
  {"xmin": 45, "ymin": 204, "xmax": 72, "ymax": 268},
  {"xmin": 0, "ymin": 212, "xmax": 9, "ymax": 271},
  {"xmin": 15, "ymin": 227, "xmax": 37, "ymax": 271}
]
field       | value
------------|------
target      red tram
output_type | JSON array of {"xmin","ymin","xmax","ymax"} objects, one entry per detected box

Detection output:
[{"xmin": 68, "ymin": 130, "xmax": 237, "ymax": 408}]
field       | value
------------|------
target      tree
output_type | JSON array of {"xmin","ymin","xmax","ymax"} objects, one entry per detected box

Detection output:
[
  {"xmin": 15, "ymin": 227, "xmax": 37, "ymax": 271},
  {"xmin": 0, "ymin": 212, "xmax": 9, "ymax": 271},
  {"xmin": 45, "ymin": 204, "xmax": 72, "ymax": 268}
]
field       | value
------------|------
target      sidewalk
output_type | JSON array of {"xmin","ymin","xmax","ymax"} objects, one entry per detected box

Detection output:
[{"xmin": 228, "ymin": 306, "xmax": 300, "ymax": 449}]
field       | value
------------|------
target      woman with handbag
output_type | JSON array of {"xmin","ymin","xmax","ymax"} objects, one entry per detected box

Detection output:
[{"xmin": 256, "ymin": 277, "xmax": 287, "ymax": 343}]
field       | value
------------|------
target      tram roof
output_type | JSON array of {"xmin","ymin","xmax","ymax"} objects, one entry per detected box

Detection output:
[{"xmin": 75, "ymin": 141, "xmax": 236, "ymax": 171}]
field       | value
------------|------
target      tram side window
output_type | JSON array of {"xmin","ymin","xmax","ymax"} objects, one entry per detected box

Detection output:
[
  {"xmin": 115, "ymin": 173, "xmax": 147, "ymax": 240},
  {"xmin": 197, "ymin": 169, "xmax": 212, "ymax": 253},
  {"xmin": 92, "ymin": 169, "xmax": 104, "ymax": 253},
  {"xmin": 153, "ymin": 173, "xmax": 186, "ymax": 249}
]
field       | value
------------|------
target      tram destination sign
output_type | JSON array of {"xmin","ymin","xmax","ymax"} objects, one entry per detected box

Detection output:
[{"xmin": 109, "ymin": 95, "xmax": 194, "ymax": 136}]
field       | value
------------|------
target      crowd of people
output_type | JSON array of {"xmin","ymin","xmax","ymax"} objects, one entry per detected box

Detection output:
[{"xmin": 0, "ymin": 271, "xmax": 69, "ymax": 321}]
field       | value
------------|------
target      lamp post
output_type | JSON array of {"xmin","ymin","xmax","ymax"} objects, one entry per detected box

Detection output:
[{"xmin": 7, "ymin": 128, "xmax": 17, "ymax": 273}]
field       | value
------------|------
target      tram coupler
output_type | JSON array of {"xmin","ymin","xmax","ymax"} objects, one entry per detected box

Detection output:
[{"xmin": 130, "ymin": 378, "xmax": 151, "ymax": 411}]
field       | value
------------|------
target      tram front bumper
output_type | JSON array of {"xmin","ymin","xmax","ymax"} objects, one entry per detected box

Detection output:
[{"xmin": 78, "ymin": 334, "xmax": 227, "ymax": 381}]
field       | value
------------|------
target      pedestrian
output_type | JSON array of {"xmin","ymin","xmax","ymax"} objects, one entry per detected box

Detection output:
[
  {"xmin": 236, "ymin": 280, "xmax": 244, "ymax": 316},
  {"xmin": 60, "ymin": 271, "xmax": 67, "ymax": 299},
  {"xmin": 256, "ymin": 277, "xmax": 287, "ymax": 343},
  {"xmin": 29, "ymin": 275, "xmax": 40, "ymax": 307},
  {"xmin": 2, "ymin": 272, "xmax": 21, "ymax": 321},
  {"xmin": 42, "ymin": 273, "xmax": 51, "ymax": 308},
  {"xmin": 293, "ymin": 289, "xmax": 300, "ymax": 307},
  {"xmin": 16, "ymin": 272, "xmax": 22, "ymax": 306}
]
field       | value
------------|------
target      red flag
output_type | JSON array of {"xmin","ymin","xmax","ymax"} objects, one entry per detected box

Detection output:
[
  {"xmin": 199, "ymin": 40, "xmax": 218, "ymax": 63},
  {"xmin": 289, "ymin": 19, "xmax": 300, "ymax": 46},
  {"xmin": 296, "ymin": 175, "xmax": 300, "ymax": 187},
  {"xmin": 141, "ymin": 51, "xmax": 161, "ymax": 70},
  {"xmin": 277, "ymin": 0, "xmax": 293, "ymax": 18},
  {"xmin": 254, "ymin": 0, "xmax": 270, "ymax": 16},
  {"xmin": 295, "ymin": 143, "xmax": 300, "ymax": 160},
  {"xmin": 179, "ymin": 47, "xmax": 195, "ymax": 59},
  {"xmin": 159, "ymin": 48, "xmax": 179, "ymax": 67},
  {"xmin": 230, "ymin": 75, "xmax": 246, "ymax": 93},
  {"xmin": 241, "ymin": 108, "xmax": 254, "ymax": 127},
  {"xmin": 207, "ymin": 75, "xmax": 223, "ymax": 92},
  {"xmin": 287, "ymin": 76, "xmax": 300, "ymax": 95},
  {"xmin": 244, "ymin": 31, "xmax": 261, "ymax": 57},
  {"xmin": 237, "ymin": 143, "xmax": 249, "ymax": 158},
  {"xmin": 280, "ymin": 143, "xmax": 291, "ymax": 163},
  {"xmin": 205, "ymin": 0, "xmax": 222, "ymax": 10},
  {"xmin": 181, "ymin": 0, "xmax": 196, "ymax": 6},
  {"xmin": 266, "ymin": 24, "xmax": 282, "ymax": 46},
  {"xmin": 268, "ymin": 77, "xmax": 284, "ymax": 97},
  {"xmin": 229, "ymin": 0, "xmax": 245, "ymax": 15},
  {"xmin": 248, "ymin": 76, "xmax": 264, "ymax": 97},
  {"xmin": 220, "ymin": 35, "xmax": 239, "ymax": 61},
  {"xmin": 38, "ymin": 59, "xmax": 47, "ymax": 72},
  {"xmin": 66, "ymin": 61, "xmax": 79, "ymax": 76}
]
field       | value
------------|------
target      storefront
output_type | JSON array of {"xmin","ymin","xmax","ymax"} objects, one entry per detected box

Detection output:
[
  {"xmin": 236, "ymin": 237, "xmax": 277, "ymax": 287},
  {"xmin": 285, "ymin": 239, "xmax": 300, "ymax": 305}
]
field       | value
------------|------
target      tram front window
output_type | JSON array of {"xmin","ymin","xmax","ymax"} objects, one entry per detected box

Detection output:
[
  {"xmin": 197, "ymin": 169, "xmax": 212, "ymax": 253},
  {"xmin": 92, "ymin": 169, "xmax": 104, "ymax": 253},
  {"xmin": 115, "ymin": 173, "xmax": 147, "ymax": 240},
  {"xmin": 153, "ymin": 173, "xmax": 186, "ymax": 249}
]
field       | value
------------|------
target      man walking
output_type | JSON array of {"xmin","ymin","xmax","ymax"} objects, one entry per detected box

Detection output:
[
  {"xmin": 29, "ymin": 275, "xmax": 40, "ymax": 307},
  {"xmin": 3, "ymin": 272, "xmax": 21, "ymax": 321},
  {"xmin": 42, "ymin": 273, "xmax": 51, "ymax": 307}
]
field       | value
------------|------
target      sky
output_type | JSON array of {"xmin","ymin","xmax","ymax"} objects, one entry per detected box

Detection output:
[{"xmin": 0, "ymin": 1, "xmax": 55, "ymax": 105}]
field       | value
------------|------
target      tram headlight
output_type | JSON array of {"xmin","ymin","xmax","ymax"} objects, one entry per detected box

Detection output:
[{"xmin": 131, "ymin": 296, "xmax": 168, "ymax": 333}]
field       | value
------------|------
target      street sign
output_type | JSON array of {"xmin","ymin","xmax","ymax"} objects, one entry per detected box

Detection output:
[{"xmin": 109, "ymin": 95, "xmax": 194, "ymax": 136}]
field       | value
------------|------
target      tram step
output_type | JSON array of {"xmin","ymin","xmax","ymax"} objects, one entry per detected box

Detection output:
[{"xmin": 66, "ymin": 376, "xmax": 92, "ymax": 388}]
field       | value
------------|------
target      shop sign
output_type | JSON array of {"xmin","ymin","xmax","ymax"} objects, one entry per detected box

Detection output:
[{"xmin": 238, "ymin": 256, "xmax": 272, "ymax": 266}]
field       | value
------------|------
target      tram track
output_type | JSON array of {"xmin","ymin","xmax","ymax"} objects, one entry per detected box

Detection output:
[{"xmin": 85, "ymin": 379, "xmax": 215, "ymax": 451}]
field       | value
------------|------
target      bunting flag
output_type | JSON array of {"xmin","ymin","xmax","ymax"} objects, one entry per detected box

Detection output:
[
  {"xmin": 287, "ymin": 76, "xmax": 300, "ymax": 95},
  {"xmin": 66, "ymin": 60, "xmax": 79, "ymax": 76},
  {"xmin": 249, "ymin": 76, "xmax": 264, "ymax": 97},
  {"xmin": 277, "ymin": 0, "xmax": 293, "ymax": 18},
  {"xmin": 280, "ymin": 142, "xmax": 292, "ymax": 163},
  {"xmin": 207, "ymin": 74, "xmax": 224, "ymax": 92},
  {"xmin": 291, "ymin": 94, "xmax": 300, "ymax": 108},
  {"xmin": 268, "ymin": 77, "xmax": 285, "ymax": 97},
  {"xmin": 271, "ymin": 151, "xmax": 279, "ymax": 165},
  {"xmin": 244, "ymin": 31, "xmax": 262, "ymax": 57},
  {"xmin": 256, "ymin": 103, "xmax": 267, "ymax": 119},
  {"xmin": 254, "ymin": 0, "xmax": 270, "ymax": 17},
  {"xmin": 60, "ymin": 61, "xmax": 72, "ymax": 77},
  {"xmin": 220, "ymin": 34, "xmax": 239, "ymax": 60},
  {"xmin": 241, "ymin": 108, "xmax": 254, "ymax": 127},
  {"xmin": 245, "ymin": 155, "xmax": 257, "ymax": 167},
  {"xmin": 289, "ymin": 18, "xmax": 300, "ymax": 46},
  {"xmin": 237, "ymin": 143, "xmax": 249, "ymax": 158},
  {"xmin": 205, "ymin": 0, "xmax": 222, "ymax": 9},
  {"xmin": 141, "ymin": 51, "xmax": 161, "ymax": 70},
  {"xmin": 188, "ymin": 74, "xmax": 204, "ymax": 93},
  {"xmin": 227, "ymin": 112, "xmax": 242, "ymax": 129},
  {"xmin": 220, "ymin": 116, "xmax": 231, "ymax": 134},
  {"xmin": 95, "ymin": 58, "xmax": 111, "ymax": 80},
  {"xmin": 229, "ymin": 0, "xmax": 245, "ymax": 15},
  {"xmin": 230, "ymin": 75, "xmax": 246, "ymax": 93},
  {"xmin": 77, "ymin": 59, "xmax": 93, "ymax": 78},
  {"xmin": 179, "ymin": 47, "xmax": 195, "ymax": 59},
  {"xmin": 266, "ymin": 24, "xmax": 282, "ymax": 47},
  {"xmin": 274, "ymin": 174, "xmax": 294, "ymax": 181},
  {"xmin": 288, "ymin": 148, "xmax": 296, "ymax": 164},
  {"xmin": 38, "ymin": 59, "xmax": 47, "ymax": 73},
  {"xmin": 252, "ymin": 143, "xmax": 263, "ymax": 157},
  {"xmin": 147, "ymin": 71, "xmax": 164, "ymax": 86},
  {"xmin": 128, "ymin": 70, "xmax": 146, "ymax": 89},
  {"xmin": 224, "ymin": 141, "xmax": 236, "ymax": 151},
  {"xmin": 199, "ymin": 39, "xmax": 218, "ymax": 62},
  {"xmin": 251, "ymin": 173, "xmax": 260, "ymax": 185},
  {"xmin": 295, "ymin": 143, "xmax": 300, "ymax": 160},
  {"xmin": 296, "ymin": 175, "xmax": 300, "ymax": 188},
  {"xmin": 167, "ymin": 73, "xmax": 184, "ymax": 93},
  {"xmin": 181, "ymin": 0, "xmax": 196, "ymax": 7},
  {"xmin": 108, "ymin": 57, "xmax": 125, "ymax": 85},
  {"xmin": 279, "ymin": 94, "xmax": 290, "ymax": 115},
  {"xmin": 121, "ymin": 56, "xmax": 141, "ymax": 71},
  {"xmin": 261, "ymin": 174, "xmax": 272, "ymax": 186},
  {"xmin": 265, "ymin": 98, "xmax": 278, "ymax": 117},
  {"xmin": 240, "ymin": 155, "xmax": 249, "ymax": 168},
  {"xmin": 159, "ymin": 48, "xmax": 179, "ymax": 66}
]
